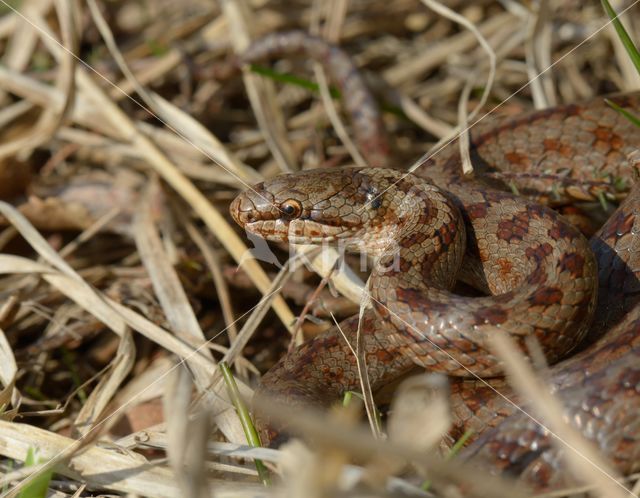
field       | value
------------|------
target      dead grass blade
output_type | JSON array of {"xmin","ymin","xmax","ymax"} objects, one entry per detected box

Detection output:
[
  {"xmin": 606, "ymin": 3, "xmax": 640, "ymax": 90},
  {"xmin": 0, "ymin": 2, "xmax": 635, "ymax": 496},
  {"xmin": 0, "ymin": 0, "xmax": 77, "ymax": 159},
  {"xmin": 8, "ymin": 5, "xmax": 296, "ymax": 333},
  {"xmin": 86, "ymin": 0, "xmax": 260, "ymax": 184},
  {"xmin": 525, "ymin": 0, "xmax": 557, "ymax": 107},
  {"xmin": 185, "ymin": 221, "xmax": 240, "ymax": 351},
  {"xmin": 0, "ymin": 201, "xmax": 223, "ymax": 374},
  {"xmin": 164, "ymin": 365, "xmax": 210, "ymax": 498},
  {"xmin": 335, "ymin": 287, "xmax": 382, "ymax": 439},
  {"xmin": 490, "ymin": 334, "xmax": 629, "ymax": 498},
  {"xmin": 254, "ymin": 396, "xmax": 527, "ymax": 498},
  {"xmin": 289, "ymin": 259, "xmax": 338, "ymax": 353},
  {"xmin": 220, "ymin": 255, "xmax": 298, "ymax": 367},
  {"xmin": 0, "ymin": 327, "xmax": 18, "ymax": 418},
  {"xmin": 221, "ymin": 0, "xmax": 297, "ymax": 173},
  {"xmin": 314, "ymin": 62, "xmax": 367, "ymax": 167},
  {"xmin": 302, "ymin": 245, "xmax": 365, "ymax": 304},
  {"xmin": 387, "ymin": 374, "xmax": 450, "ymax": 453},
  {"xmin": 398, "ymin": 94, "xmax": 454, "ymax": 139},
  {"xmin": 133, "ymin": 180, "xmax": 247, "ymax": 443},
  {"xmin": 364, "ymin": 374, "xmax": 451, "ymax": 490},
  {"xmin": 0, "ymin": 420, "xmax": 261, "ymax": 497},
  {"xmin": 0, "ymin": 0, "xmax": 52, "ymax": 97},
  {"xmin": 383, "ymin": 11, "xmax": 511, "ymax": 86},
  {"xmin": 420, "ymin": 0, "xmax": 496, "ymax": 176},
  {"xmin": 0, "ymin": 255, "xmax": 215, "ymax": 372},
  {"xmin": 73, "ymin": 329, "xmax": 135, "ymax": 437}
]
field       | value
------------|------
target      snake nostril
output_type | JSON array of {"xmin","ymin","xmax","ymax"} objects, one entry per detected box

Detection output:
[{"xmin": 244, "ymin": 211, "xmax": 259, "ymax": 224}]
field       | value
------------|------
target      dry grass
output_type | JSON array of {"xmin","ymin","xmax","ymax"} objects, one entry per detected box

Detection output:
[{"xmin": 0, "ymin": 0, "xmax": 638, "ymax": 497}]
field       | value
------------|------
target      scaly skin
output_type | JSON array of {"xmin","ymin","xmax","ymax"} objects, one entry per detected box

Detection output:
[{"xmin": 230, "ymin": 31, "xmax": 640, "ymax": 491}]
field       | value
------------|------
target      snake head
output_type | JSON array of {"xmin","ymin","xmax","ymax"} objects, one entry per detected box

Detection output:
[{"xmin": 230, "ymin": 167, "xmax": 397, "ymax": 246}]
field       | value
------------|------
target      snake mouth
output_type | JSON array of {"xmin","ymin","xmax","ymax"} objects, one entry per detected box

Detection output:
[
  {"xmin": 242, "ymin": 218, "xmax": 349, "ymax": 245},
  {"xmin": 242, "ymin": 219, "xmax": 292, "ymax": 242}
]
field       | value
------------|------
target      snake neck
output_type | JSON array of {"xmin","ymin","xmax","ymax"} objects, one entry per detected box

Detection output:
[{"xmin": 370, "ymin": 178, "xmax": 466, "ymax": 293}]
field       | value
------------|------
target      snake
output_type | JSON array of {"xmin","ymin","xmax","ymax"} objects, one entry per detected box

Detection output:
[{"xmin": 229, "ymin": 31, "xmax": 640, "ymax": 491}]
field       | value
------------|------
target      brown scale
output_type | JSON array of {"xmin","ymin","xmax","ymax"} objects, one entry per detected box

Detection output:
[{"xmin": 230, "ymin": 31, "xmax": 640, "ymax": 492}]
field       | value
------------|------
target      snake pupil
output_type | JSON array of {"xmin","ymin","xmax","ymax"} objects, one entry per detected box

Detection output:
[{"xmin": 281, "ymin": 199, "xmax": 302, "ymax": 218}]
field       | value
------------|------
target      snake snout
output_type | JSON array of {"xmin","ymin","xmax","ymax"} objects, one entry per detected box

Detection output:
[
  {"xmin": 229, "ymin": 194, "xmax": 254, "ymax": 226},
  {"xmin": 230, "ymin": 186, "xmax": 277, "ymax": 226}
]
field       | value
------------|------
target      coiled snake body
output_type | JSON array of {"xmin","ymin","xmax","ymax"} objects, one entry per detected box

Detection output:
[{"xmin": 230, "ymin": 32, "xmax": 640, "ymax": 491}]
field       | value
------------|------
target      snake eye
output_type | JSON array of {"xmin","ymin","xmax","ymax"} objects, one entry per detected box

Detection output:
[{"xmin": 280, "ymin": 199, "xmax": 303, "ymax": 219}]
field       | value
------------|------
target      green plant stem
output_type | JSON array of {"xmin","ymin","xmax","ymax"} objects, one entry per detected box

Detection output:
[
  {"xmin": 421, "ymin": 429, "xmax": 474, "ymax": 491},
  {"xmin": 18, "ymin": 448, "xmax": 53, "ymax": 498},
  {"xmin": 219, "ymin": 361, "xmax": 271, "ymax": 486},
  {"xmin": 341, "ymin": 390, "xmax": 383, "ymax": 429},
  {"xmin": 249, "ymin": 64, "xmax": 406, "ymax": 118},
  {"xmin": 601, "ymin": 0, "xmax": 640, "ymax": 74},
  {"xmin": 605, "ymin": 98, "xmax": 640, "ymax": 128}
]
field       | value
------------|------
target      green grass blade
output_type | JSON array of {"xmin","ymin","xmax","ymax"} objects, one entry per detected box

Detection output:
[
  {"xmin": 219, "ymin": 362, "xmax": 271, "ymax": 486},
  {"xmin": 605, "ymin": 98, "xmax": 640, "ymax": 128},
  {"xmin": 249, "ymin": 64, "xmax": 340, "ymax": 98},
  {"xmin": 342, "ymin": 390, "xmax": 353, "ymax": 407},
  {"xmin": 249, "ymin": 64, "xmax": 406, "ymax": 118},
  {"xmin": 421, "ymin": 429, "xmax": 474, "ymax": 491},
  {"xmin": 341, "ymin": 390, "xmax": 383, "ymax": 429},
  {"xmin": 18, "ymin": 448, "xmax": 53, "ymax": 498},
  {"xmin": 601, "ymin": 0, "xmax": 640, "ymax": 74},
  {"xmin": 444, "ymin": 428, "xmax": 475, "ymax": 461}
]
